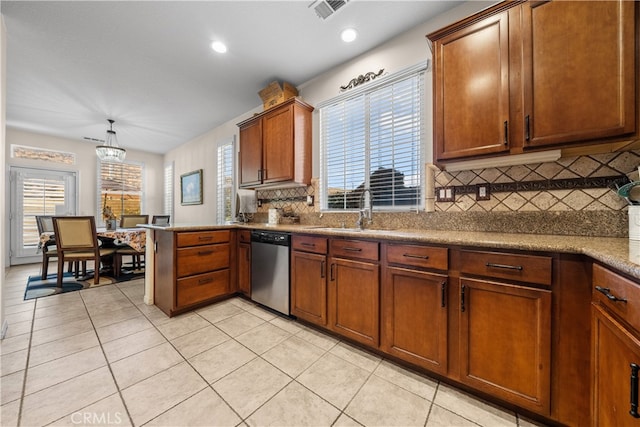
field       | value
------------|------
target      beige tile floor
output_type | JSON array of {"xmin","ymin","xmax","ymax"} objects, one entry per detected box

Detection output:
[{"xmin": 1, "ymin": 263, "xmax": 548, "ymax": 427}]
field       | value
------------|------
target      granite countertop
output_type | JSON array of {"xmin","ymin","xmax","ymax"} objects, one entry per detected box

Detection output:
[{"xmin": 141, "ymin": 222, "xmax": 640, "ymax": 280}]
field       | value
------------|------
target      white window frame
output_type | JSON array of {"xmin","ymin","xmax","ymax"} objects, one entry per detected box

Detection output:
[
  {"xmin": 164, "ymin": 161, "xmax": 174, "ymax": 219},
  {"xmin": 217, "ymin": 136, "xmax": 236, "ymax": 223},
  {"xmin": 96, "ymin": 159, "xmax": 145, "ymax": 226},
  {"xmin": 319, "ymin": 62, "xmax": 426, "ymax": 212}
]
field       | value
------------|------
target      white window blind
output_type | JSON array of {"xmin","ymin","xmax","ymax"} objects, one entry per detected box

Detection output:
[
  {"xmin": 217, "ymin": 138, "xmax": 235, "ymax": 223},
  {"xmin": 320, "ymin": 66, "xmax": 424, "ymax": 211},
  {"xmin": 164, "ymin": 162, "xmax": 174, "ymax": 218},
  {"xmin": 22, "ymin": 177, "xmax": 66, "ymax": 247},
  {"xmin": 97, "ymin": 160, "xmax": 144, "ymax": 224}
]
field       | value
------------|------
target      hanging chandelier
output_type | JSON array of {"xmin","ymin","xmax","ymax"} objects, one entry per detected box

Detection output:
[{"xmin": 95, "ymin": 119, "xmax": 126, "ymax": 162}]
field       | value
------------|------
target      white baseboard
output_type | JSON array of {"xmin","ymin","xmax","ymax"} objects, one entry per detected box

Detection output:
[{"xmin": 1, "ymin": 319, "xmax": 8, "ymax": 340}]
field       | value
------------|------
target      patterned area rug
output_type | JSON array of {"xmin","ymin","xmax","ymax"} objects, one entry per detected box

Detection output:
[{"xmin": 24, "ymin": 268, "xmax": 144, "ymax": 300}]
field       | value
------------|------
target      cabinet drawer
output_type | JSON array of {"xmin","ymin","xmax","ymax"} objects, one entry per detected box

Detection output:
[
  {"xmin": 293, "ymin": 235, "xmax": 327, "ymax": 254},
  {"xmin": 176, "ymin": 244, "xmax": 230, "ymax": 278},
  {"xmin": 177, "ymin": 269, "xmax": 229, "ymax": 307},
  {"xmin": 177, "ymin": 230, "xmax": 230, "ymax": 247},
  {"xmin": 238, "ymin": 230, "xmax": 251, "ymax": 244},
  {"xmin": 386, "ymin": 244, "xmax": 448, "ymax": 270},
  {"xmin": 460, "ymin": 250, "xmax": 552, "ymax": 286},
  {"xmin": 330, "ymin": 239, "xmax": 379, "ymax": 261},
  {"xmin": 593, "ymin": 264, "xmax": 640, "ymax": 331}
]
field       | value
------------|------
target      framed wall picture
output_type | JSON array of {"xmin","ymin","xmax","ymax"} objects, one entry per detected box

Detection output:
[{"xmin": 180, "ymin": 169, "xmax": 203, "ymax": 205}]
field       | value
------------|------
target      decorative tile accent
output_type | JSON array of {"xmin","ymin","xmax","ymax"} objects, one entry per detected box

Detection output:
[{"xmin": 435, "ymin": 151, "xmax": 640, "ymax": 213}]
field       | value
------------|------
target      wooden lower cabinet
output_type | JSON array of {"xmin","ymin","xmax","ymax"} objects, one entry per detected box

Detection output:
[
  {"xmin": 154, "ymin": 229, "xmax": 232, "ymax": 317},
  {"xmin": 592, "ymin": 304, "xmax": 640, "ymax": 427},
  {"xmin": 381, "ymin": 266, "xmax": 448, "ymax": 375},
  {"xmin": 592, "ymin": 264, "xmax": 640, "ymax": 426},
  {"xmin": 325, "ymin": 238, "xmax": 380, "ymax": 346},
  {"xmin": 291, "ymin": 250, "xmax": 327, "ymax": 326},
  {"xmin": 329, "ymin": 257, "xmax": 380, "ymax": 347},
  {"xmin": 236, "ymin": 230, "xmax": 251, "ymax": 296},
  {"xmin": 458, "ymin": 277, "xmax": 552, "ymax": 415}
]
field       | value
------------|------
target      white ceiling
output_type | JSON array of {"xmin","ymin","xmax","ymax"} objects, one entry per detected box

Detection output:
[{"xmin": 2, "ymin": 0, "xmax": 464, "ymax": 154}]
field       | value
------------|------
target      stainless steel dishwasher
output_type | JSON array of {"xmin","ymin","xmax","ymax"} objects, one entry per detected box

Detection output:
[{"xmin": 250, "ymin": 230, "xmax": 291, "ymax": 316}]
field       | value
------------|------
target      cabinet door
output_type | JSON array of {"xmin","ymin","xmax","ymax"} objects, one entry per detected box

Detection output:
[
  {"xmin": 238, "ymin": 242, "xmax": 251, "ymax": 296},
  {"xmin": 434, "ymin": 11, "xmax": 510, "ymax": 161},
  {"xmin": 262, "ymin": 104, "xmax": 294, "ymax": 184},
  {"xmin": 592, "ymin": 304, "xmax": 640, "ymax": 427},
  {"xmin": 381, "ymin": 266, "xmax": 448, "ymax": 374},
  {"xmin": 329, "ymin": 257, "xmax": 380, "ymax": 346},
  {"xmin": 522, "ymin": 0, "xmax": 636, "ymax": 148},
  {"xmin": 239, "ymin": 119, "xmax": 263, "ymax": 187},
  {"xmin": 291, "ymin": 250, "xmax": 327, "ymax": 326},
  {"xmin": 459, "ymin": 278, "xmax": 551, "ymax": 414}
]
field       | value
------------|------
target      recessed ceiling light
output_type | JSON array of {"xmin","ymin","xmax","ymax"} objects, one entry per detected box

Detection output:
[
  {"xmin": 211, "ymin": 41, "xmax": 227, "ymax": 53},
  {"xmin": 341, "ymin": 28, "xmax": 357, "ymax": 43}
]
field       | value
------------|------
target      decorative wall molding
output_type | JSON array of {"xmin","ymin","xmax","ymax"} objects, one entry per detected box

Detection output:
[{"xmin": 340, "ymin": 69, "xmax": 385, "ymax": 91}]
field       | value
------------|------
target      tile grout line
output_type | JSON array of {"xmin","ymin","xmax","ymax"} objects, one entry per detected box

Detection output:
[
  {"xmin": 15, "ymin": 291, "xmax": 38, "ymax": 427},
  {"xmin": 78, "ymin": 284, "xmax": 136, "ymax": 427},
  {"xmin": 116, "ymin": 286, "xmax": 248, "ymax": 425}
]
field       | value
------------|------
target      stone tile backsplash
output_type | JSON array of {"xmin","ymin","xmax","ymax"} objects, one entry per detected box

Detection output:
[
  {"xmin": 434, "ymin": 150, "xmax": 640, "ymax": 213},
  {"xmin": 251, "ymin": 151, "xmax": 639, "ymax": 237}
]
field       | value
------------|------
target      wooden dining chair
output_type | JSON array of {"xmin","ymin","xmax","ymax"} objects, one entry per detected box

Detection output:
[
  {"xmin": 52, "ymin": 216, "xmax": 117, "ymax": 287},
  {"xmin": 36, "ymin": 215, "xmax": 75, "ymax": 280},
  {"xmin": 151, "ymin": 215, "xmax": 170, "ymax": 225},
  {"xmin": 120, "ymin": 215, "xmax": 149, "ymax": 228},
  {"xmin": 116, "ymin": 215, "xmax": 148, "ymax": 275}
]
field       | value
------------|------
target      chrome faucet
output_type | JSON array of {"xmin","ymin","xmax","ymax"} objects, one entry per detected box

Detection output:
[{"xmin": 356, "ymin": 188, "xmax": 373, "ymax": 230}]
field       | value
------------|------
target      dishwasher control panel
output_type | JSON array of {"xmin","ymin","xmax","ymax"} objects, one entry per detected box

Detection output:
[{"xmin": 251, "ymin": 230, "xmax": 291, "ymax": 246}]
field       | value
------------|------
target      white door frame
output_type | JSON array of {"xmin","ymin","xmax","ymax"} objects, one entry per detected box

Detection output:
[{"xmin": 8, "ymin": 166, "xmax": 78, "ymax": 265}]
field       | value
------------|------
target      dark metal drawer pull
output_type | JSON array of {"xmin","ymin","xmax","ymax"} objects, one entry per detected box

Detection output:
[
  {"xmin": 344, "ymin": 247, "xmax": 362, "ymax": 252},
  {"xmin": 486, "ymin": 262, "xmax": 523, "ymax": 271},
  {"xmin": 631, "ymin": 363, "xmax": 640, "ymax": 418},
  {"xmin": 198, "ymin": 236, "xmax": 213, "ymax": 241},
  {"xmin": 197, "ymin": 250, "xmax": 214, "ymax": 256},
  {"xmin": 403, "ymin": 253, "xmax": 429, "ymax": 260},
  {"xmin": 441, "ymin": 282, "xmax": 446, "ymax": 308},
  {"xmin": 198, "ymin": 277, "xmax": 213, "ymax": 285},
  {"xmin": 301, "ymin": 242, "xmax": 316, "ymax": 247},
  {"xmin": 595, "ymin": 286, "xmax": 627, "ymax": 303},
  {"xmin": 320, "ymin": 260, "xmax": 325, "ymax": 279}
]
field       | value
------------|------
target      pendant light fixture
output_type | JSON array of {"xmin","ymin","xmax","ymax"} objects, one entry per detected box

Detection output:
[{"xmin": 96, "ymin": 119, "xmax": 126, "ymax": 162}]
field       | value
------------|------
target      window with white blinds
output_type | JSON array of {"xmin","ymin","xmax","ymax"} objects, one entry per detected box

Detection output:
[
  {"xmin": 320, "ymin": 66, "xmax": 425, "ymax": 211},
  {"xmin": 97, "ymin": 160, "xmax": 144, "ymax": 224},
  {"xmin": 217, "ymin": 138, "xmax": 235, "ymax": 223},
  {"xmin": 164, "ymin": 162, "xmax": 174, "ymax": 218}
]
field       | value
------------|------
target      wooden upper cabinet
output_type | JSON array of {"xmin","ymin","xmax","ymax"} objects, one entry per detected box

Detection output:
[
  {"xmin": 262, "ymin": 104, "xmax": 294, "ymax": 184},
  {"xmin": 238, "ymin": 119, "xmax": 263, "ymax": 187},
  {"xmin": 522, "ymin": 0, "xmax": 637, "ymax": 148},
  {"xmin": 432, "ymin": 10, "xmax": 511, "ymax": 161},
  {"xmin": 237, "ymin": 97, "xmax": 313, "ymax": 188},
  {"xmin": 429, "ymin": 0, "xmax": 639, "ymax": 164}
]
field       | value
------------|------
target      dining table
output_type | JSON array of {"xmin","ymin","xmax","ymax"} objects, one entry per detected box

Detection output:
[
  {"xmin": 38, "ymin": 227, "xmax": 147, "ymax": 277},
  {"xmin": 38, "ymin": 227, "xmax": 147, "ymax": 252}
]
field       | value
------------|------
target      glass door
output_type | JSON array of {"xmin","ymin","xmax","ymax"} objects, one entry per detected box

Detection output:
[{"xmin": 9, "ymin": 167, "xmax": 77, "ymax": 265}]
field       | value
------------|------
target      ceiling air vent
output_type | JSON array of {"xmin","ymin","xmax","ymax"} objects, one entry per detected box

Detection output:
[{"xmin": 309, "ymin": 0, "xmax": 349, "ymax": 20}]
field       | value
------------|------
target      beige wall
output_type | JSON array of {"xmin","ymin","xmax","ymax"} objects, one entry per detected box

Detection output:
[
  {"xmin": 164, "ymin": 105, "xmax": 261, "ymax": 224},
  {"xmin": 6, "ymin": 128, "xmax": 165, "ymax": 218},
  {"xmin": 167, "ymin": 1, "xmax": 494, "ymax": 223}
]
